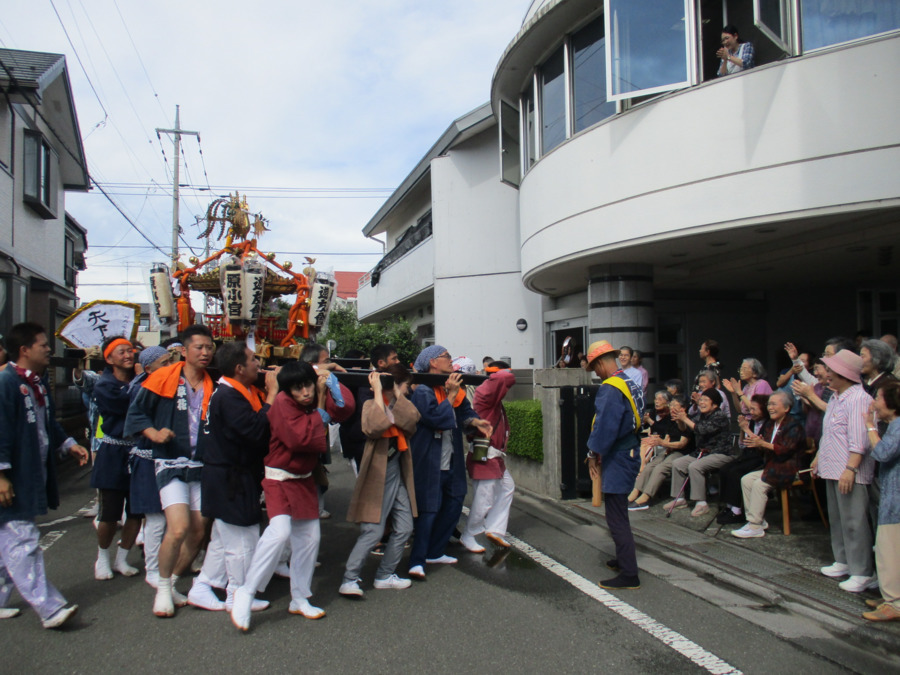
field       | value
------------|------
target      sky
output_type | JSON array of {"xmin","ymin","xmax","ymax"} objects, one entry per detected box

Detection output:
[{"xmin": 1, "ymin": 0, "xmax": 529, "ymax": 305}]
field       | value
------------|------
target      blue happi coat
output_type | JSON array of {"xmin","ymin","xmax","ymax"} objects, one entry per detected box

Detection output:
[
  {"xmin": 0, "ymin": 367, "xmax": 69, "ymax": 523},
  {"xmin": 409, "ymin": 384, "xmax": 479, "ymax": 512},
  {"xmin": 587, "ymin": 370, "xmax": 645, "ymax": 495}
]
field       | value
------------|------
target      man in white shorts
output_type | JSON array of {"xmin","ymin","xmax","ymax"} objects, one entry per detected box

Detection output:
[{"xmin": 126, "ymin": 325, "xmax": 215, "ymax": 617}]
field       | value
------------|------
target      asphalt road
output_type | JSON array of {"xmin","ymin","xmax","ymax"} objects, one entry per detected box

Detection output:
[{"xmin": 2, "ymin": 458, "xmax": 890, "ymax": 674}]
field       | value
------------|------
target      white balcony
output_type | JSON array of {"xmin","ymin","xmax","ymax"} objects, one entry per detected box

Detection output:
[{"xmin": 357, "ymin": 236, "xmax": 434, "ymax": 322}]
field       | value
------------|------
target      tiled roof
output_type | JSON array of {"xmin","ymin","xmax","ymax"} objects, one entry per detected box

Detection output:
[
  {"xmin": 334, "ymin": 271, "xmax": 364, "ymax": 299},
  {"xmin": 0, "ymin": 48, "xmax": 66, "ymax": 93}
]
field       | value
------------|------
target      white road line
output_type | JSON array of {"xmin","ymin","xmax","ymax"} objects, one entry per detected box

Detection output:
[
  {"xmin": 39, "ymin": 515, "xmax": 77, "ymax": 528},
  {"xmin": 39, "ymin": 530, "xmax": 66, "ymax": 551},
  {"xmin": 462, "ymin": 508, "xmax": 742, "ymax": 675}
]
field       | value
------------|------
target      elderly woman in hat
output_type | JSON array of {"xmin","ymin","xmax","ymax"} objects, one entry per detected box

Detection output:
[{"xmin": 814, "ymin": 349, "xmax": 877, "ymax": 594}]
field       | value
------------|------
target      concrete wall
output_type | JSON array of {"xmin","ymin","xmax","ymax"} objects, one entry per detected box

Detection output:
[
  {"xmin": 506, "ymin": 367, "xmax": 590, "ymax": 500},
  {"xmin": 431, "ymin": 128, "xmax": 544, "ymax": 368}
]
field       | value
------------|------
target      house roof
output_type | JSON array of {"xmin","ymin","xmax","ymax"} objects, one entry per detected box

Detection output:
[
  {"xmin": 361, "ymin": 102, "xmax": 495, "ymax": 237},
  {"xmin": 334, "ymin": 271, "xmax": 364, "ymax": 299},
  {"xmin": 0, "ymin": 49, "xmax": 67, "ymax": 96},
  {"xmin": 0, "ymin": 48, "xmax": 89, "ymax": 191}
]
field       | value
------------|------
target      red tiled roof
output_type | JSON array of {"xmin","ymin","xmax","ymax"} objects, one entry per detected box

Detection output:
[{"xmin": 334, "ymin": 271, "xmax": 364, "ymax": 299}]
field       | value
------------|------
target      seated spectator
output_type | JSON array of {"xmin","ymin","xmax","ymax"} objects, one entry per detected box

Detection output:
[
  {"xmin": 862, "ymin": 383, "xmax": 900, "ymax": 622},
  {"xmin": 717, "ymin": 395, "xmax": 770, "ymax": 524},
  {"xmin": 717, "ymin": 25, "xmax": 755, "ymax": 76},
  {"xmin": 731, "ymin": 391, "xmax": 806, "ymax": 538},
  {"xmin": 628, "ymin": 396, "xmax": 690, "ymax": 510},
  {"xmin": 689, "ymin": 369, "xmax": 731, "ymax": 420},
  {"xmin": 665, "ymin": 379, "xmax": 685, "ymax": 398},
  {"xmin": 666, "ymin": 388, "xmax": 734, "ymax": 516},
  {"xmin": 693, "ymin": 340, "xmax": 722, "ymax": 393},
  {"xmin": 723, "ymin": 358, "xmax": 772, "ymax": 422}
]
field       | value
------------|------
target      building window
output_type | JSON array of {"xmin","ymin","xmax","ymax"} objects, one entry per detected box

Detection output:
[
  {"xmin": 605, "ymin": 0, "xmax": 694, "ymax": 101},
  {"xmin": 23, "ymin": 130, "xmax": 58, "ymax": 219},
  {"xmin": 540, "ymin": 44, "xmax": 567, "ymax": 154},
  {"xmin": 522, "ymin": 79, "xmax": 536, "ymax": 171},
  {"xmin": 0, "ymin": 276, "xmax": 28, "ymax": 338},
  {"xmin": 755, "ymin": 0, "xmax": 792, "ymax": 52},
  {"xmin": 572, "ymin": 17, "xmax": 616, "ymax": 133},
  {"xmin": 499, "ymin": 100, "xmax": 521, "ymax": 186},
  {"xmin": 800, "ymin": 0, "xmax": 900, "ymax": 51}
]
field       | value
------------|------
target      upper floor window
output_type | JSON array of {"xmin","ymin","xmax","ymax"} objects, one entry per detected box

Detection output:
[
  {"xmin": 605, "ymin": 0, "xmax": 693, "ymax": 101},
  {"xmin": 540, "ymin": 44, "xmax": 567, "ymax": 154},
  {"xmin": 572, "ymin": 18, "xmax": 616, "ymax": 133},
  {"xmin": 23, "ymin": 130, "xmax": 58, "ymax": 219},
  {"xmin": 800, "ymin": 0, "xmax": 900, "ymax": 51}
]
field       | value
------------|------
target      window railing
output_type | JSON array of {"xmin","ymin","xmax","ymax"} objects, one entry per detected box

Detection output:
[{"xmin": 367, "ymin": 215, "xmax": 433, "ymax": 287}]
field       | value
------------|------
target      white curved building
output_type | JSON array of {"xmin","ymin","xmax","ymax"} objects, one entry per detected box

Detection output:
[{"xmin": 359, "ymin": 0, "xmax": 900, "ymax": 383}]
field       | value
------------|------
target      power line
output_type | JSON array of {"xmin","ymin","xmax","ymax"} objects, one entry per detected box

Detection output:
[
  {"xmin": 87, "ymin": 245, "xmax": 381, "ymax": 255},
  {"xmin": 48, "ymin": 0, "xmax": 108, "ymax": 119},
  {"xmin": 112, "ymin": 0, "xmax": 168, "ymax": 119},
  {"xmin": 90, "ymin": 180, "xmax": 169, "ymax": 257}
]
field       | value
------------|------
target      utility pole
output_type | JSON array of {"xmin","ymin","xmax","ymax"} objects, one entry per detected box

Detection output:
[{"xmin": 156, "ymin": 105, "xmax": 199, "ymax": 264}]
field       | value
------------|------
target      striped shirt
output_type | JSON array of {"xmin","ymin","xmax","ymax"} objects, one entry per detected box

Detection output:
[{"xmin": 818, "ymin": 384, "xmax": 874, "ymax": 483}]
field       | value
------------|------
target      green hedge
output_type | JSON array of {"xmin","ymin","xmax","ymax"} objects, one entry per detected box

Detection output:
[{"xmin": 505, "ymin": 399, "xmax": 543, "ymax": 462}]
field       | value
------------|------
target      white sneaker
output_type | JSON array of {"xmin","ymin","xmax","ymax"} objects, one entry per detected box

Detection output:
[
  {"xmin": 425, "ymin": 555, "xmax": 457, "ymax": 564},
  {"xmin": 42, "ymin": 604, "xmax": 77, "ymax": 629},
  {"xmin": 838, "ymin": 575, "xmax": 879, "ymax": 593},
  {"xmin": 821, "ymin": 562, "xmax": 850, "ymax": 578},
  {"xmin": 761, "ymin": 520, "xmax": 769, "ymax": 530},
  {"xmin": 113, "ymin": 546, "xmax": 139, "ymax": 577},
  {"xmin": 230, "ymin": 587, "xmax": 254, "ymax": 631},
  {"xmin": 373, "ymin": 574, "xmax": 411, "ymax": 590},
  {"xmin": 339, "ymin": 579, "xmax": 364, "ymax": 597},
  {"xmin": 289, "ymin": 598, "xmax": 325, "ymax": 619},
  {"xmin": 460, "ymin": 534, "xmax": 485, "ymax": 553},
  {"xmin": 94, "ymin": 547, "xmax": 114, "ymax": 580},
  {"xmin": 731, "ymin": 523, "xmax": 765, "ymax": 539},
  {"xmin": 188, "ymin": 580, "xmax": 225, "ymax": 611},
  {"xmin": 273, "ymin": 562, "xmax": 291, "ymax": 578},
  {"xmin": 319, "ymin": 510, "xmax": 331, "ymax": 519},
  {"xmin": 408, "ymin": 565, "xmax": 426, "ymax": 580},
  {"xmin": 0, "ymin": 607, "xmax": 21, "ymax": 619}
]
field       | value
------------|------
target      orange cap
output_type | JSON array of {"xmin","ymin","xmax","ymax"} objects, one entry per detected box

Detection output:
[{"xmin": 586, "ymin": 340, "xmax": 618, "ymax": 366}]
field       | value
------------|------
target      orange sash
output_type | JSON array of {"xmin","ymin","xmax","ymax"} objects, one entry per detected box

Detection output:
[
  {"xmin": 380, "ymin": 394, "xmax": 409, "ymax": 451},
  {"xmin": 433, "ymin": 385, "xmax": 466, "ymax": 408},
  {"xmin": 222, "ymin": 376, "xmax": 265, "ymax": 412},
  {"xmin": 142, "ymin": 361, "xmax": 214, "ymax": 420}
]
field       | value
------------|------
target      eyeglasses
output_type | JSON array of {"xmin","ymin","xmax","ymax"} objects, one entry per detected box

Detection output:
[{"xmin": 437, "ymin": 353, "xmax": 451, "ymax": 360}]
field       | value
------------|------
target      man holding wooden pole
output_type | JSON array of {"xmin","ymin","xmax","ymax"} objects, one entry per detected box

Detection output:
[{"xmin": 585, "ymin": 340, "xmax": 645, "ymax": 590}]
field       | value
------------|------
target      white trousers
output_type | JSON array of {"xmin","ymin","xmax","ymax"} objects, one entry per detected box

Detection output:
[
  {"xmin": 241, "ymin": 515, "xmax": 319, "ymax": 601},
  {"xmin": 740, "ymin": 470, "xmax": 774, "ymax": 525},
  {"xmin": 197, "ymin": 519, "xmax": 260, "ymax": 591},
  {"xmin": 142, "ymin": 513, "xmax": 166, "ymax": 577},
  {"xmin": 465, "ymin": 470, "xmax": 515, "ymax": 537}
]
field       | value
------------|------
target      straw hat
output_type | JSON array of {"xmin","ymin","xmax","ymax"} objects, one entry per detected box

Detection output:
[{"xmin": 586, "ymin": 340, "xmax": 619, "ymax": 366}]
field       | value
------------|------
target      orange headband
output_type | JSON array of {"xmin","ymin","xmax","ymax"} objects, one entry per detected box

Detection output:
[
  {"xmin": 103, "ymin": 338, "xmax": 133, "ymax": 360},
  {"xmin": 485, "ymin": 366, "xmax": 501, "ymax": 373}
]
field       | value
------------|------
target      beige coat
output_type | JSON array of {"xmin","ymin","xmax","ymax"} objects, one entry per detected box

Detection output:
[{"xmin": 346, "ymin": 395, "xmax": 420, "ymax": 524}]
